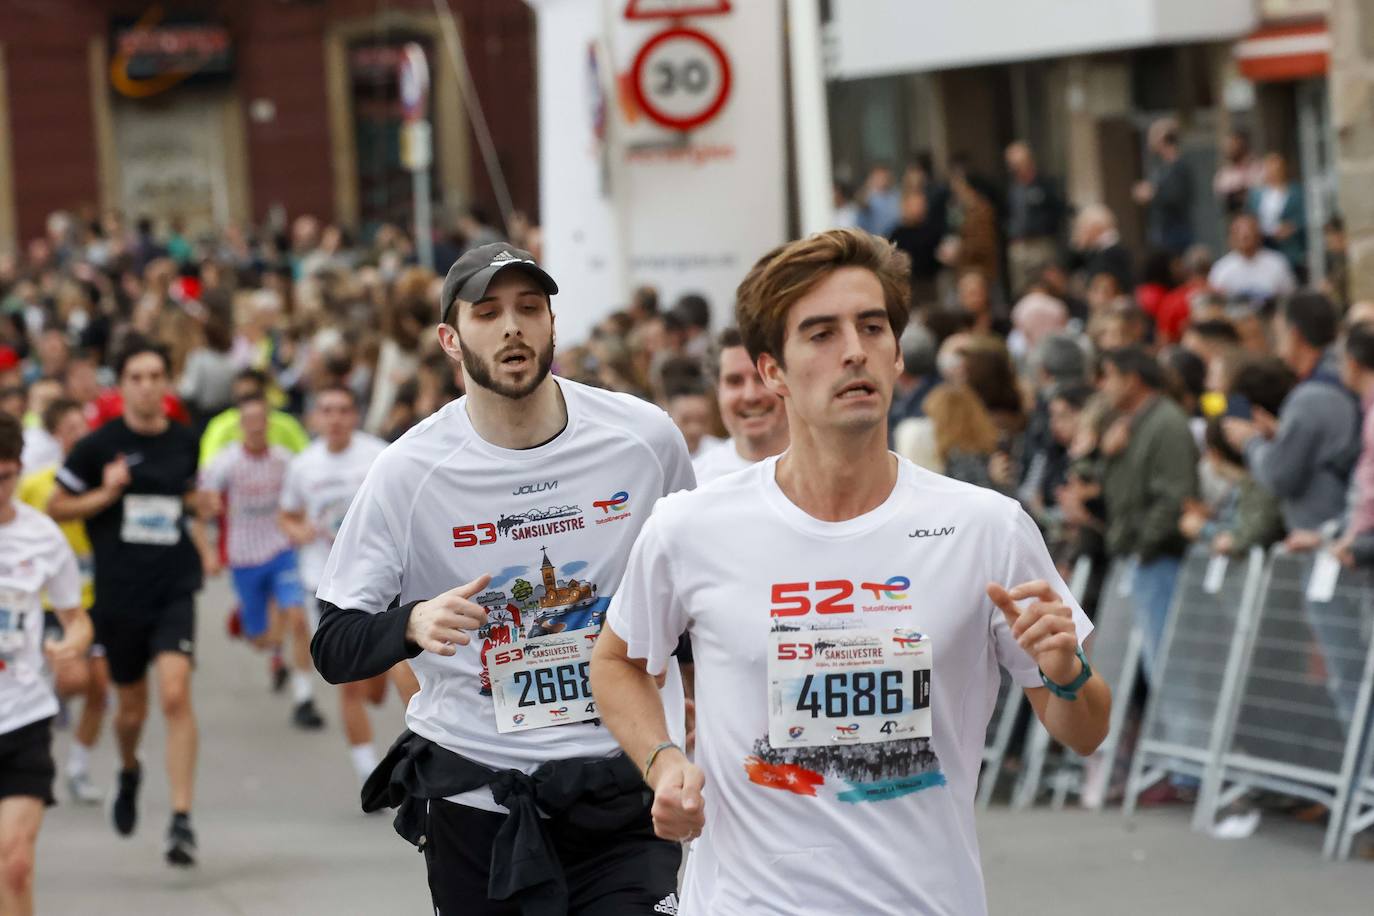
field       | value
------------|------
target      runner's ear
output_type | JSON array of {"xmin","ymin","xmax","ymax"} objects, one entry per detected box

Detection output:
[{"xmin": 437, "ymin": 322, "xmax": 463, "ymax": 363}]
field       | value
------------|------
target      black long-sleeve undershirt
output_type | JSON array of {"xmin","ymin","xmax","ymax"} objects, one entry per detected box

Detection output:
[{"xmin": 310, "ymin": 599, "xmax": 424, "ymax": 684}]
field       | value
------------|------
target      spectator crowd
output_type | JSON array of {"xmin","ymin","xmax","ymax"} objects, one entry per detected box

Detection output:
[{"xmin": 2, "ymin": 115, "xmax": 1371, "ymax": 822}]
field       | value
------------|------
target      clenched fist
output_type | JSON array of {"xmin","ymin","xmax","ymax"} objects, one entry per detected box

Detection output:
[
  {"xmin": 406, "ymin": 574, "xmax": 493, "ymax": 655},
  {"xmin": 647, "ymin": 748, "xmax": 705, "ymax": 843}
]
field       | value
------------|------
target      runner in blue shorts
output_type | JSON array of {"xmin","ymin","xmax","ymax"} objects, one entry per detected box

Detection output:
[
  {"xmin": 200, "ymin": 393, "xmax": 324, "ymax": 730},
  {"xmin": 230, "ymin": 550, "xmax": 305, "ymax": 642}
]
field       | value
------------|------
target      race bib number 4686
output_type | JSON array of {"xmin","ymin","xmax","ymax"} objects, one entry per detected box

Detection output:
[
  {"xmin": 489, "ymin": 631, "xmax": 600, "ymax": 733},
  {"xmin": 768, "ymin": 627, "xmax": 932, "ymax": 749}
]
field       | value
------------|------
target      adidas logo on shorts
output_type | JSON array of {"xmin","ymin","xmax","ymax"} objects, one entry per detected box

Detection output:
[{"xmin": 653, "ymin": 892, "xmax": 679, "ymax": 915}]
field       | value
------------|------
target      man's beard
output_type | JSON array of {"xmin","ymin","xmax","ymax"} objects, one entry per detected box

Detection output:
[{"xmin": 460, "ymin": 334, "xmax": 555, "ymax": 400}]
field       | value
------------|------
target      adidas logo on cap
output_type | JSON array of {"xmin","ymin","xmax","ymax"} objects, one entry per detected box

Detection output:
[{"xmin": 654, "ymin": 893, "xmax": 679, "ymax": 915}]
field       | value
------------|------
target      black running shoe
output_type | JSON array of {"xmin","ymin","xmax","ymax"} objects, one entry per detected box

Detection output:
[
  {"xmin": 166, "ymin": 814, "xmax": 197, "ymax": 867},
  {"xmin": 292, "ymin": 699, "xmax": 325, "ymax": 730},
  {"xmin": 111, "ymin": 765, "xmax": 141, "ymax": 837}
]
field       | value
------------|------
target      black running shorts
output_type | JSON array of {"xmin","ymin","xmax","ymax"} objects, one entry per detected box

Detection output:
[
  {"xmin": 91, "ymin": 594, "xmax": 196, "ymax": 686},
  {"xmin": 0, "ymin": 717, "xmax": 55, "ymax": 805},
  {"xmin": 422, "ymin": 799, "xmax": 682, "ymax": 916}
]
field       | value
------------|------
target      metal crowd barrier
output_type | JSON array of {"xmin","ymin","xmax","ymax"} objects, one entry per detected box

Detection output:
[
  {"xmin": 1196, "ymin": 549, "xmax": 1374, "ymax": 859},
  {"xmin": 1009, "ymin": 555, "xmax": 1140, "ymax": 811},
  {"xmin": 1122, "ymin": 545, "xmax": 1267, "ymax": 824},
  {"xmin": 976, "ymin": 540, "xmax": 1374, "ymax": 860},
  {"xmin": 976, "ymin": 556, "xmax": 1091, "ymax": 809},
  {"xmin": 977, "ymin": 671, "xmax": 1020, "ymax": 809},
  {"xmin": 1342, "ymin": 711, "xmax": 1374, "ymax": 858}
]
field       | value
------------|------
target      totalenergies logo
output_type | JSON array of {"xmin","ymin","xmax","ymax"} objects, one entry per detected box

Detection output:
[
  {"xmin": 834, "ymin": 723, "xmax": 861, "ymax": 735},
  {"xmin": 550, "ymin": 707, "xmax": 570, "ymax": 718},
  {"xmin": 593, "ymin": 491, "xmax": 630, "ymax": 514},
  {"xmin": 860, "ymin": 576, "xmax": 910, "ymax": 601},
  {"xmin": 892, "ymin": 632, "xmax": 925, "ymax": 649}
]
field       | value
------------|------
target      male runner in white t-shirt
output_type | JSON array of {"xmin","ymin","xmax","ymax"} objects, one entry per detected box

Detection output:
[
  {"xmin": 199, "ymin": 392, "xmax": 322, "ymax": 730},
  {"xmin": 691, "ymin": 328, "xmax": 789, "ymax": 485},
  {"xmin": 592, "ymin": 229, "xmax": 1111, "ymax": 916},
  {"xmin": 311, "ymin": 243, "xmax": 693, "ymax": 915},
  {"xmin": 279, "ymin": 385, "xmax": 411, "ymax": 785},
  {"xmin": 0, "ymin": 411, "xmax": 91, "ymax": 915}
]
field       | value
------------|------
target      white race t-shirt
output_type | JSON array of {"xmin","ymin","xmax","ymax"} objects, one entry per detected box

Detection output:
[
  {"xmin": 689, "ymin": 435, "xmax": 724, "ymax": 460},
  {"xmin": 0, "ymin": 501, "xmax": 82, "ymax": 736},
  {"xmin": 1207, "ymin": 249, "xmax": 1296, "ymax": 301},
  {"xmin": 200, "ymin": 442, "xmax": 295, "ymax": 568},
  {"xmin": 316, "ymin": 378, "xmax": 695, "ymax": 810},
  {"xmin": 691, "ymin": 438, "xmax": 754, "ymax": 485},
  {"xmin": 20, "ymin": 428, "xmax": 61, "ymax": 476},
  {"xmin": 608, "ymin": 456, "xmax": 1093, "ymax": 916},
  {"xmin": 280, "ymin": 433, "xmax": 387, "ymax": 589}
]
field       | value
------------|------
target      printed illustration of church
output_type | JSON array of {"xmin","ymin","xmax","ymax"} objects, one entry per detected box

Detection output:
[
  {"xmin": 538, "ymin": 547, "xmax": 595, "ymax": 608},
  {"xmin": 528, "ymin": 547, "xmax": 606, "ymax": 637}
]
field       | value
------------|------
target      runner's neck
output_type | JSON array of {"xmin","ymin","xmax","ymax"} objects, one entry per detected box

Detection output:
[
  {"xmin": 463, "ymin": 376, "xmax": 567, "ymax": 450},
  {"xmin": 124, "ymin": 410, "xmax": 168, "ymax": 436},
  {"xmin": 773, "ymin": 426, "xmax": 896, "ymax": 523}
]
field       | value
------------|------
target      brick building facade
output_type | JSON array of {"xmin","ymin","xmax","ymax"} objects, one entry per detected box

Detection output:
[{"xmin": 0, "ymin": 0, "xmax": 537, "ymax": 250}]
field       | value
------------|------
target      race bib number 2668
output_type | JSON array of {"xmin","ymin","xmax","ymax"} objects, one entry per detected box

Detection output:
[
  {"xmin": 768, "ymin": 627, "xmax": 932, "ymax": 750},
  {"xmin": 489, "ymin": 632, "xmax": 600, "ymax": 733}
]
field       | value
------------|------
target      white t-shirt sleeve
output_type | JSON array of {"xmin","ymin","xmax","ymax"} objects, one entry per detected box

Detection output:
[
  {"xmin": 199, "ymin": 447, "xmax": 232, "ymax": 493},
  {"xmin": 605, "ymin": 511, "xmax": 688, "ymax": 677},
  {"xmin": 646, "ymin": 410, "xmax": 696, "ymax": 496},
  {"xmin": 1275, "ymin": 256, "xmax": 1297, "ymax": 296},
  {"xmin": 662, "ymin": 432, "xmax": 696, "ymax": 496},
  {"xmin": 991, "ymin": 503, "xmax": 1095, "ymax": 688},
  {"xmin": 43, "ymin": 529, "xmax": 82, "ymax": 611},
  {"xmin": 314, "ymin": 455, "xmax": 406, "ymax": 613},
  {"xmin": 279, "ymin": 454, "xmax": 307, "ymax": 514},
  {"xmin": 1206, "ymin": 260, "xmax": 1226, "ymax": 291}
]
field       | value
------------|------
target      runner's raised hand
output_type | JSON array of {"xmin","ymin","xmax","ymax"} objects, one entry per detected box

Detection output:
[
  {"xmin": 987, "ymin": 580, "xmax": 1081, "ymax": 684},
  {"xmin": 406, "ymin": 574, "xmax": 493, "ymax": 655}
]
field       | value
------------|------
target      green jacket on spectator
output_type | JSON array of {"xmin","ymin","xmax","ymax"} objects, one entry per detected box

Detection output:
[
  {"xmin": 1225, "ymin": 477, "xmax": 1286, "ymax": 555},
  {"xmin": 1102, "ymin": 396, "xmax": 1198, "ymax": 561}
]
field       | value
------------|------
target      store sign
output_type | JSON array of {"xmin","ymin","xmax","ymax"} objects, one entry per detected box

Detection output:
[
  {"xmin": 110, "ymin": 8, "xmax": 232, "ymax": 98},
  {"xmin": 1236, "ymin": 21, "xmax": 1331, "ymax": 82}
]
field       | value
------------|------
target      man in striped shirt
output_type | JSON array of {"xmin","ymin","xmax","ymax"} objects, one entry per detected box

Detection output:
[{"xmin": 199, "ymin": 392, "xmax": 323, "ymax": 730}]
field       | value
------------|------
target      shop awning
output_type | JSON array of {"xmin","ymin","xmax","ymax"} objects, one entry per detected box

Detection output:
[{"xmin": 1236, "ymin": 20, "xmax": 1330, "ymax": 82}]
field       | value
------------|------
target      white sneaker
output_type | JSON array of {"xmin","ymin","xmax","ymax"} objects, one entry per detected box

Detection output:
[{"xmin": 67, "ymin": 771, "xmax": 103, "ymax": 806}]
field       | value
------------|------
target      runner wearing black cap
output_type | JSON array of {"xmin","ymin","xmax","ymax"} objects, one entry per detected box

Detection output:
[{"xmin": 311, "ymin": 243, "xmax": 693, "ymax": 915}]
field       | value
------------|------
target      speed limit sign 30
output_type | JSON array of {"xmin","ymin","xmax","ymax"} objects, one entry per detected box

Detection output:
[{"xmin": 630, "ymin": 26, "xmax": 732, "ymax": 132}]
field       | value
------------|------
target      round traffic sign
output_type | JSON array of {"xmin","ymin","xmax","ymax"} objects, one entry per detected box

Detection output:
[{"xmin": 630, "ymin": 26, "xmax": 732, "ymax": 132}]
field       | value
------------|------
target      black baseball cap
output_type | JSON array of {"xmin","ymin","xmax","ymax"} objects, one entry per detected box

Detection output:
[{"xmin": 439, "ymin": 242, "xmax": 558, "ymax": 323}]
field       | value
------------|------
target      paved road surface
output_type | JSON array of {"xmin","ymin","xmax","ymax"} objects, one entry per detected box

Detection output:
[{"xmin": 36, "ymin": 578, "xmax": 1374, "ymax": 914}]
